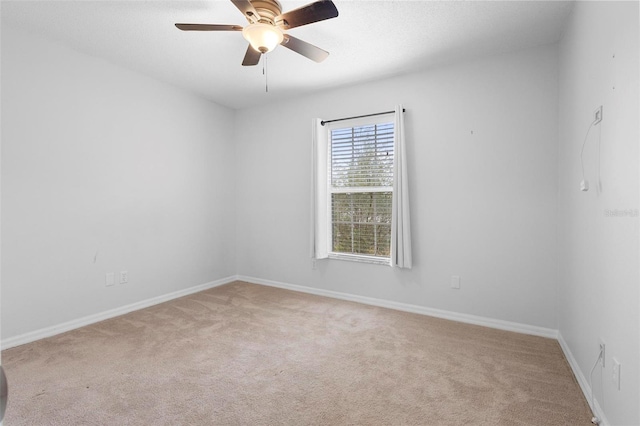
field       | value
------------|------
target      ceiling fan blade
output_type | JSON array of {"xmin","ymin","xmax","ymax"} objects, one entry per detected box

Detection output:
[
  {"xmin": 276, "ymin": 0, "xmax": 338, "ymax": 29},
  {"xmin": 231, "ymin": 0, "xmax": 261, "ymax": 23},
  {"xmin": 175, "ymin": 23, "xmax": 243, "ymax": 31},
  {"xmin": 242, "ymin": 45, "xmax": 262, "ymax": 66},
  {"xmin": 280, "ymin": 34, "xmax": 329, "ymax": 63}
]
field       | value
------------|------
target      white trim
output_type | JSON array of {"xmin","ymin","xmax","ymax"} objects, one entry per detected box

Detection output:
[
  {"xmin": 558, "ymin": 332, "xmax": 610, "ymax": 426},
  {"xmin": 328, "ymin": 253, "xmax": 391, "ymax": 266},
  {"xmin": 331, "ymin": 187, "xmax": 391, "ymax": 194},
  {"xmin": 237, "ymin": 275, "xmax": 558, "ymax": 339},
  {"xmin": 1, "ymin": 275, "xmax": 236, "ymax": 350}
]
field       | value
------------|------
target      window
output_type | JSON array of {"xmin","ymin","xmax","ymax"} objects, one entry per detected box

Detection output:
[
  {"xmin": 327, "ymin": 116, "xmax": 394, "ymax": 261},
  {"xmin": 312, "ymin": 105, "xmax": 411, "ymax": 268}
]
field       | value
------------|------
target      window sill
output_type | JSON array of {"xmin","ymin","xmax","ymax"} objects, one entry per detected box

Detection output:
[{"xmin": 328, "ymin": 253, "xmax": 391, "ymax": 266}]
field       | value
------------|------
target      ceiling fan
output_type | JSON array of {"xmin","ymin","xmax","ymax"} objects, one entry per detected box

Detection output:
[{"xmin": 175, "ymin": 0, "xmax": 339, "ymax": 66}]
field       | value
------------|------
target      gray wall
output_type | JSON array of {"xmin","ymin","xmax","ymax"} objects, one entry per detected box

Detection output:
[
  {"xmin": 1, "ymin": 25, "xmax": 237, "ymax": 339},
  {"xmin": 234, "ymin": 44, "xmax": 560, "ymax": 329},
  {"xmin": 557, "ymin": 2, "xmax": 639, "ymax": 425}
]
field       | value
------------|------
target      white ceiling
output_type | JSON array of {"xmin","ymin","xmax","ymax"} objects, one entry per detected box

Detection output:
[{"xmin": 1, "ymin": 0, "xmax": 574, "ymax": 109}]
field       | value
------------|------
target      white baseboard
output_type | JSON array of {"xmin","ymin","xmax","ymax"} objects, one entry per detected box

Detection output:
[
  {"xmin": 237, "ymin": 275, "xmax": 558, "ymax": 339},
  {"xmin": 3, "ymin": 273, "xmax": 557, "ymax": 346},
  {"xmin": 1, "ymin": 275, "xmax": 236, "ymax": 350},
  {"xmin": 558, "ymin": 332, "xmax": 609, "ymax": 426}
]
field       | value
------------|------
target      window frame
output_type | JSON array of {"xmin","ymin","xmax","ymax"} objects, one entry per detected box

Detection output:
[{"xmin": 324, "ymin": 114, "xmax": 395, "ymax": 265}]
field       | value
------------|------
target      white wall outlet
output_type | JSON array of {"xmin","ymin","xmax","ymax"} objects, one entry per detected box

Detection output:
[
  {"xmin": 119, "ymin": 271, "xmax": 128, "ymax": 284},
  {"xmin": 598, "ymin": 338, "xmax": 605, "ymax": 367},
  {"xmin": 105, "ymin": 272, "xmax": 115, "ymax": 287},
  {"xmin": 612, "ymin": 357, "xmax": 620, "ymax": 390},
  {"xmin": 594, "ymin": 105, "xmax": 603, "ymax": 124},
  {"xmin": 451, "ymin": 275, "xmax": 460, "ymax": 289}
]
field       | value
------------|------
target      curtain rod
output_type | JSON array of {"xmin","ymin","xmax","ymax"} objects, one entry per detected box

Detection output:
[{"xmin": 320, "ymin": 108, "xmax": 406, "ymax": 126}]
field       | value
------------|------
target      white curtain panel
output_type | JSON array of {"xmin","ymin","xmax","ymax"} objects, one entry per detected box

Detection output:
[
  {"xmin": 310, "ymin": 118, "xmax": 328, "ymax": 260},
  {"xmin": 391, "ymin": 105, "xmax": 412, "ymax": 268}
]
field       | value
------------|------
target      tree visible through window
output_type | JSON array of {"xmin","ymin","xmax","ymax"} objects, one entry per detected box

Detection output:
[{"xmin": 329, "ymin": 121, "xmax": 394, "ymax": 258}]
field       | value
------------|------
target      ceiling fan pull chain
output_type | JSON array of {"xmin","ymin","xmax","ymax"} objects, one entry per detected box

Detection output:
[{"xmin": 264, "ymin": 54, "xmax": 269, "ymax": 93}]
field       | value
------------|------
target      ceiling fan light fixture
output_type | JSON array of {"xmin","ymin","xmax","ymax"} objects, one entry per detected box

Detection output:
[{"xmin": 242, "ymin": 22, "xmax": 284, "ymax": 53}]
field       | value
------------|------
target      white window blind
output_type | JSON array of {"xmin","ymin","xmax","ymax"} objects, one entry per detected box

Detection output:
[{"xmin": 329, "ymin": 121, "xmax": 394, "ymax": 258}]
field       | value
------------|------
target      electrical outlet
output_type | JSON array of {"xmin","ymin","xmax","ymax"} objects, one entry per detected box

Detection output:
[
  {"xmin": 598, "ymin": 338, "xmax": 606, "ymax": 368},
  {"xmin": 119, "ymin": 271, "xmax": 128, "ymax": 284},
  {"xmin": 594, "ymin": 105, "xmax": 603, "ymax": 124},
  {"xmin": 105, "ymin": 272, "xmax": 115, "ymax": 287},
  {"xmin": 612, "ymin": 358, "xmax": 620, "ymax": 390},
  {"xmin": 451, "ymin": 275, "xmax": 460, "ymax": 289}
]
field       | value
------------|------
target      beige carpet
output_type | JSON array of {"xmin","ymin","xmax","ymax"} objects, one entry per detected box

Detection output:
[{"xmin": 2, "ymin": 281, "xmax": 592, "ymax": 425}]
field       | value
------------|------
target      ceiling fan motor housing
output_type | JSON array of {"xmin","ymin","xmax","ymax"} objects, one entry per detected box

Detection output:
[{"xmin": 248, "ymin": 0, "xmax": 283, "ymax": 25}]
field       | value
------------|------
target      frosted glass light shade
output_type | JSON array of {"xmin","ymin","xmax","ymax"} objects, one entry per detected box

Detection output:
[{"xmin": 242, "ymin": 23, "xmax": 284, "ymax": 53}]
